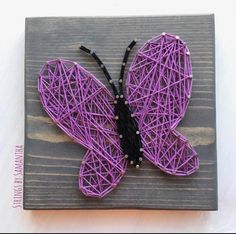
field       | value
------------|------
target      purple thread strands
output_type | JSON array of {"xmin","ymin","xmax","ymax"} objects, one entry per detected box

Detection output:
[
  {"xmin": 127, "ymin": 33, "xmax": 199, "ymax": 176},
  {"xmin": 38, "ymin": 61, "xmax": 126, "ymax": 198},
  {"xmin": 38, "ymin": 33, "xmax": 199, "ymax": 198}
]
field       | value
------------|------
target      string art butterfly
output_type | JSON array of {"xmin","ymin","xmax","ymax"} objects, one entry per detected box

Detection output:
[{"xmin": 38, "ymin": 33, "xmax": 199, "ymax": 198}]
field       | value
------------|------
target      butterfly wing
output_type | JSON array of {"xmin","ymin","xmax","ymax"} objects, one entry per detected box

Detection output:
[
  {"xmin": 126, "ymin": 33, "xmax": 199, "ymax": 176},
  {"xmin": 38, "ymin": 59, "xmax": 126, "ymax": 198}
]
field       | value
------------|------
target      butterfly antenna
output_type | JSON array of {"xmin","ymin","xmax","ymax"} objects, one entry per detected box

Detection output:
[
  {"xmin": 119, "ymin": 39, "xmax": 137, "ymax": 93},
  {"xmin": 79, "ymin": 45, "xmax": 118, "ymax": 96}
]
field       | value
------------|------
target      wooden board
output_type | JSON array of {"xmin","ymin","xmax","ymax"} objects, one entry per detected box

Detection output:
[{"xmin": 24, "ymin": 15, "xmax": 217, "ymax": 210}]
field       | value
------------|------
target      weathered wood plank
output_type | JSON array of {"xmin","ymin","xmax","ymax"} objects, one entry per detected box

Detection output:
[{"xmin": 24, "ymin": 15, "xmax": 217, "ymax": 210}]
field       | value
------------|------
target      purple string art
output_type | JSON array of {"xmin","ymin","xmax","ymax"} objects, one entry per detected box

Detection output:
[
  {"xmin": 127, "ymin": 33, "xmax": 199, "ymax": 176},
  {"xmin": 38, "ymin": 33, "xmax": 199, "ymax": 198},
  {"xmin": 38, "ymin": 60, "xmax": 126, "ymax": 198}
]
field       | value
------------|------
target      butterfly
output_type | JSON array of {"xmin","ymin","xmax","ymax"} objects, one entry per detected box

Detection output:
[{"xmin": 38, "ymin": 32, "xmax": 199, "ymax": 198}]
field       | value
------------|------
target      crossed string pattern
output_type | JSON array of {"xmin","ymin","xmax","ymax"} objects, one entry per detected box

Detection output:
[
  {"xmin": 38, "ymin": 60, "xmax": 127, "ymax": 198},
  {"xmin": 127, "ymin": 33, "xmax": 199, "ymax": 175},
  {"xmin": 38, "ymin": 33, "xmax": 199, "ymax": 198}
]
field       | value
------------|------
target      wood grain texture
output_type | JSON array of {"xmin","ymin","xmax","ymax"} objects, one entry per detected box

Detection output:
[{"xmin": 24, "ymin": 15, "xmax": 217, "ymax": 210}]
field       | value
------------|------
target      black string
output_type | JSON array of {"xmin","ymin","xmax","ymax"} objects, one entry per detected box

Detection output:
[
  {"xmin": 80, "ymin": 41, "xmax": 143, "ymax": 167},
  {"xmin": 79, "ymin": 45, "xmax": 118, "ymax": 95},
  {"xmin": 80, "ymin": 40, "xmax": 137, "ymax": 96},
  {"xmin": 119, "ymin": 40, "xmax": 137, "ymax": 94}
]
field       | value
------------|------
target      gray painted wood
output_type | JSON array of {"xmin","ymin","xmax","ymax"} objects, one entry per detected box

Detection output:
[{"xmin": 24, "ymin": 15, "xmax": 217, "ymax": 210}]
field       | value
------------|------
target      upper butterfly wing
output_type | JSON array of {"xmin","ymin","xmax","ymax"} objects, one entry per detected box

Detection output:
[
  {"xmin": 126, "ymin": 33, "xmax": 199, "ymax": 176},
  {"xmin": 38, "ymin": 59, "xmax": 126, "ymax": 198}
]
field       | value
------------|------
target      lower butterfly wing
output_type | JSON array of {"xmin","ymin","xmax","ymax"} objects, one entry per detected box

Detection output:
[
  {"xmin": 38, "ymin": 59, "xmax": 126, "ymax": 198},
  {"xmin": 126, "ymin": 33, "xmax": 199, "ymax": 176}
]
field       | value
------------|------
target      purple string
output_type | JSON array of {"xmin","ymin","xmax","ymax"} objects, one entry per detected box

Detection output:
[
  {"xmin": 38, "ymin": 33, "xmax": 199, "ymax": 198},
  {"xmin": 127, "ymin": 33, "xmax": 199, "ymax": 176}
]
